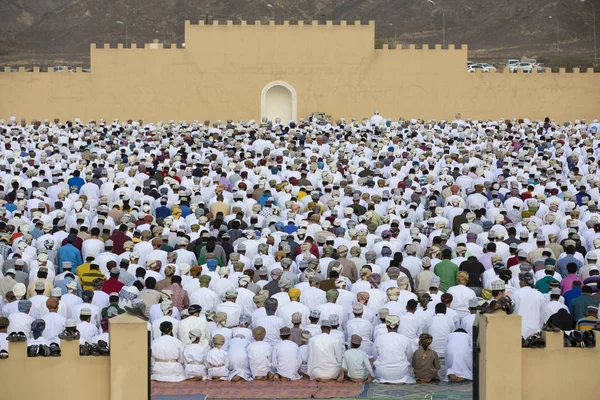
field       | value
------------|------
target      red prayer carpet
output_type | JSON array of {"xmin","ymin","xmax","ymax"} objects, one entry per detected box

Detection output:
[{"xmin": 152, "ymin": 379, "xmax": 364, "ymax": 398}]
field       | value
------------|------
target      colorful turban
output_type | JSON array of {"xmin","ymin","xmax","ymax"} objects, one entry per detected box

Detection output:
[
  {"xmin": 385, "ymin": 315, "xmax": 400, "ymax": 329},
  {"xmin": 386, "ymin": 287, "xmax": 401, "ymax": 301},
  {"xmin": 31, "ymin": 319, "xmax": 45, "ymax": 340},
  {"xmin": 357, "ymin": 292, "xmax": 370, "ymax": 303},
  {"xmin": 289, "ymin": 288, "xmax": 301, "ymax": 300},
  {"xmin": 213, "ymin": 334, "xmax": 225, "ymax": 346},
  {"xmin": 419, "ymin": 333, "xmax": 433, "ymax": 351},
  {"xmin": 252, "ymin": 326, "xmax": 266, "ymax": 341},
  {"xmin": 326, "ymin": 289, "xmax": 339, "ymax": 302},
  {"xmin": 291, "ymin": 312, "xmax": 303, "ymax": 324},
  {"xmin": 215, "ymin": 312, "xmax": 227, "ymax": 327},
  {"xmin": 457, "ymin": 271, "xmax": 469, "ymax": 285}
]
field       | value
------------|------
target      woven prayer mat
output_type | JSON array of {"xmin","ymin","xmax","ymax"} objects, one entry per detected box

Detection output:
[{"xmin": 152, "ymin": 379, "xmax": 364, "ymax": 399}]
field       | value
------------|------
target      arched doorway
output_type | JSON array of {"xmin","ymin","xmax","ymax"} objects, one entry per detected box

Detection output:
[{"xmin": 261, "ymin": 81, "xmax": 297, "ymax": 123}]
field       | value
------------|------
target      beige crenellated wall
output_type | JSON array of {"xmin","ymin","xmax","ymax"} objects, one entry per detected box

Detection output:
[
  {"xmin": 1, "ymin": 20, "xmax": 599, "ymax": 123},
  {"xmin": 479, "ymin": 313, "xmax": 600, "ymax": 400},
  {"xmin": 0, "ymin": 313, "xmax": 147, "ymax": 400}
]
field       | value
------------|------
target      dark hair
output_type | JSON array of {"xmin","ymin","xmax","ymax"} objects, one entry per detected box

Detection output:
[
  {"xmin": 435, "ymin": 303, "xmax": 447, "ymax": 314},
  {"xmin": 145, "ymin": 277, "xmax": 156, "ymax": 289}
]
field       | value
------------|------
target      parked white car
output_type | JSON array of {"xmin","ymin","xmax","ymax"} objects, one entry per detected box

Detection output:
[
  {"xmin": 510, "ymin": 62, "xmax": 533, "ymax": 73},
  {"xmin": 468, "ymin": 63, "xmax": 496, "ymax": 73}
]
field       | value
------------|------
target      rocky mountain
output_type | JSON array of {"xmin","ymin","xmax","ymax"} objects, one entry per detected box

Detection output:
[{"xmin": 0, "ymin": 0, "xmax": 596, "ymax": 66}]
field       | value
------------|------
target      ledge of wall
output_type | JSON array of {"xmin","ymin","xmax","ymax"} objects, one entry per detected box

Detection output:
[{"xmin": 185, "ymin": 19, "xmax": 375, "ymax": 26}]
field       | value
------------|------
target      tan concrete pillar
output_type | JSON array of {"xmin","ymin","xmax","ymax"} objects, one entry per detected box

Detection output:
[
  {"xmin": 478, "ymin": 313, "xmax": 522, "ymax": 400},
  {"xmin": 109, "ymin": 314, "xmax": 149, "ymax": 400}
]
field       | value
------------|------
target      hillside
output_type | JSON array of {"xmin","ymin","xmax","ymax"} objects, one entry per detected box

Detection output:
[{"xmin": 0, "ymin": 0, "xmax": 596, "ymax": 67}]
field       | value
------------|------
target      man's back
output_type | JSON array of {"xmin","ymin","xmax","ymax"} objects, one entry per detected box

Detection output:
[
  {"xmin": 434, "ymin": 260, "xmax": 458, "ymax": 291},
  {"xmin": 307, "ymin": 333, "xmax": 341, "ymax": 379}
]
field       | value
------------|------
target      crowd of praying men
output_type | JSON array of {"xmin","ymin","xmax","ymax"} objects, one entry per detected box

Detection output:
[{"xmin": 0, "ymin": 112, "xmax": 599, "ymax": 383}]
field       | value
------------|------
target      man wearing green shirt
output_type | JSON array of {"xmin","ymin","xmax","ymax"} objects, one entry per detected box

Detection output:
[
  {"xmin": 434, "ymin": 249, "xmax": 458, "ymax": 292},
  {"xmin": 570, "ymin": 286, "xmax": 598, "ymax": 320},
  {"xmin": 535, "ymin": 265, "xmax": 561, "ymax": 294}
]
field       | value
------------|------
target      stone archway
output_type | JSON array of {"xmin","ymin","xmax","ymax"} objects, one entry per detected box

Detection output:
[{"xmin": 261, "ymin": 81, "xmax": 297, "ymax": 123}]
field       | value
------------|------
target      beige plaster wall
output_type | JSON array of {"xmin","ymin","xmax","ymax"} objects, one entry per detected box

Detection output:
[
  {"xmin": 1, "ymin": 20, "xmax": 599, "ymax": 122},
  {"xmin": 479, "ymin": 314, "xmax": 600, "ymax": 400},
  {"xmin": 0, "ymin": 313, "xmax": 147, "ymax": 400},
  {"xmin": 0, "ymin": 340, "xmax": 110, "ymax": 400},
  {"xmin": 521, "ymin": 331, "xmax": 600, "ymax": 400}
]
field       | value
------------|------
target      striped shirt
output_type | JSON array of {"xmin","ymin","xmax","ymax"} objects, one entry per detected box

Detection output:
[{"xmin": 576, "ymin": 316, "xmax": 598, "ymax": 331}]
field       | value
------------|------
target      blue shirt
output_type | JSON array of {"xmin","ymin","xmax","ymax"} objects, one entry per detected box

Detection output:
[
  {"xmin": 55, "ymin": 277, "xmax": 82, "ymax": 297},
  {"xmin": 57, "ymin": 244, "xmax": 83, "ymax": 273},
  {"xmin": 564, "ymin": 286, "xmax": 582, "ymax": 309},
  {"xmin": 67, "ymin": 176, "xmax": 85, "ymax": 193},
  {"xmin": 556, "ymin": 255, "xmax": 582, "ymax": 278},
  {"xmin": 180, "ymin": 205, "xmax": 192, "ymax": 218},
  {"xmin": 282, "ymin": 225, "xmax": 298, "ymax": 234},
  {"xmin": 155, "ymin": 206, "xmax": 171, "ymax": 220}
]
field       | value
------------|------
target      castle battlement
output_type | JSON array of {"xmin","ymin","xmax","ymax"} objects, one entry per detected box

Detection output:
[
  {"xmin": 1, "ymin": 20, "xmax": 599, "ymax": 122},
  {"xmin": 184, "ymin": 20, "xmax": 375, "ymax": 27}
]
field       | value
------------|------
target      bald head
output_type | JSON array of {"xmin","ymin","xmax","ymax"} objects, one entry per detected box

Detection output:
[{"xmin": 46, "ymin": 297, "xmax": 59, "ymax": 311}]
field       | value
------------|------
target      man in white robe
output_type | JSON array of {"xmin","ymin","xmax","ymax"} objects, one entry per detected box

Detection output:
[
  {"xmin": 216, "ymin": 289, "xmax": 243, "ymax": 328},
  {"xmin": 247, "ymin": 326, "xmax": 273, "ymax": 380},
  {"xmin": 345, "ymin": 302, "xmax": 374, "ymax": 356},
  {"xmin": 183, "ymin": 329, "xmax": 208, "ymax": 380},
  {"xmin": 228, "ymin": 335, "xmax": 253, "ymax": 381},
  {"xmin": 542, "ymin": 288, "xmax": 569, "ymax": 324},
  {"xmin": 513, "ymin": 272, "xmax": 545, "ymax": 338},
  {"xmin": 253, "ymin": 298, "xmax": 285, "ymax": 345},
  {"xmin": 151, "ymin": 321, "xmax": 186, "ymax": 382},
  {"xmin": 425, "ymin": 303, "xmax": 455, "ymax": 358},
  {"xmin": 307, "ymin": 320, "xmax": 342, "ymax": 381},
  {"xmin": 446, "ymin": 272, "xmax": 477, "ymax": 320},
  {"xmin": 272, "ymin": 327, "xmax": 302, "ymax": 380},
  {"xmin": 188, "ymin": 275, "xmax": 221, "ymax": 313},
  {"xmin": 151, "ymin": 301, "xmax": 180, "ymax": 340},
  {"xmin": 460, "ymin": 298, "xmax": 479, "ymax": 337},
  {"xmin": 41, "ymin": 297, "xmax": 66, "ymax": 342},
  {"xmin": 178, "ymin": 305, "xmax": 211, "ymax": 347},
  {"xmin": 277, "ymin": 288, "xmax": 310, "ymax": 327},
  {"xmin": 444, "ymin": 330, "xmax": 472, "ymax": 382},
  {"xmin": 235, "ymin": 275, "xmax": 257, "ymax": 317},
  {"xmin": 372, "ymin": 315, "xmax": 415, "ymax": 384}
]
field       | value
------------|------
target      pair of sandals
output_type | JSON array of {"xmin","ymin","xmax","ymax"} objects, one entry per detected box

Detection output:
[
  {"xmin": 7, "ymin": 332, "xmax": 27, "ymax": 342},
  {"xmin": 0, "ymin": 350, "xmax": 8, "ymax": 359},
  {"xmin": 27, "ymin": 343, "xmax": 61, "ymax": 357},
  {"xmin": 79, "ymin": 341, "xmax": 109, "ymax": 356},
  {"xmin": 522, "ymin": 333, "xmax": 546, "ymax": 348},
  {"xmin": 58, "ymin": 330, "xmax": 81, "ymax": 341}
]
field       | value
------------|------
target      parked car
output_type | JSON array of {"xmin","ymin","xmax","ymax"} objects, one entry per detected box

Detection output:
[
  {"xmin": 506, "ymin": 59, "xmax": 520, "ymax": 68},
  {"xmin": 53, "ymin": 66, "xmax": 74, "ymax": 72},
  {"xmin": 510, "ymin": 62, "xmax": 533, "ymax": 73},
  {"xmin": 468, "ymin": 63, "xmax": 495, "ymax": 73}
]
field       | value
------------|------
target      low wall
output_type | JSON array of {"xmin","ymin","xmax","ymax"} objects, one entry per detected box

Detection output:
[
  {"xmin": 479, "ymin": 313, "xmax": 599, "ymax": 400},
  {"xmin": 0, "ymin": 313, "xmax": 147, "ymax": 400}
]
